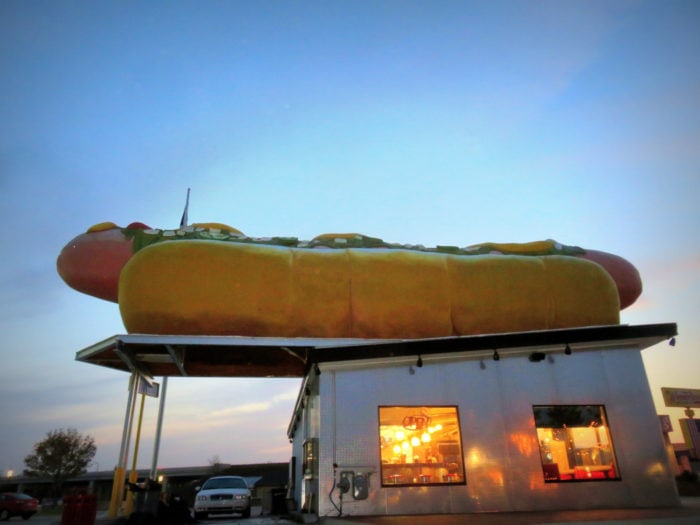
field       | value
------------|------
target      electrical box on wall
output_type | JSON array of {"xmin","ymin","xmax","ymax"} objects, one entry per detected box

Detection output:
[
  {"xmin": 336, "ymin": 469, "xmax": 372, "ymax": 500},
  {"xmin": 338, "ymin": 471, "xmax": 352, "ymax": 493},
  {"xmin": 353, "ymin": 473, "xmax": 369, "ymax": 500}
]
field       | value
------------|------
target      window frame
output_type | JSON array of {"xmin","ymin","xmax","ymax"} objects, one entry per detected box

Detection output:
[
  {"xmin": 533, "ymin": 404, "xmax": 621, "ymax": 483},
  {"xmin": 303, "ymin": 438, "xmax": 317, "ymax": 479},
  {"xmin": 378, "ymin": 405, "xmax": 466, "ymax": 487}
]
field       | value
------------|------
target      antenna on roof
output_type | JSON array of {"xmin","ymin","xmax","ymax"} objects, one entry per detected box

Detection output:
[{"xmin": 180, "ymin": 188, "xmax": 191, "ymax": 227}]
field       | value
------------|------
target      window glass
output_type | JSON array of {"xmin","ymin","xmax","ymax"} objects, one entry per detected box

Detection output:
[
  {"xmin": 379, "ymin": 406, "xmax": 465, "ymax": 486},
  {"xmin": 534, "ymin": 405, "xmax": 620, "ymax": 482},
  {"xmin": 303, "ymin": 439, "xmax": 317, "ymax": 478}
]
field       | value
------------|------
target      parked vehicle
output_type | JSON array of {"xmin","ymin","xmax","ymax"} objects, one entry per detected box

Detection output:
[
  {"xmin": 193, "ymin": 475, "xmax": 251, "ymax": 519},
  {"xmin": 0, "ymin": 492, "xmax": 40, "ymax": 520}
]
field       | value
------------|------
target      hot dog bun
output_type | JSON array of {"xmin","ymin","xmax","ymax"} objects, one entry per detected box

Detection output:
[{"xmin": 118, "ymin": 240, "xmax": 620, "ymax": 338}]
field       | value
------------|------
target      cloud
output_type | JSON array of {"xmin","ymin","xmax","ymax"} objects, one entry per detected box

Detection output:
[
  {"xmin": 0, "ymin": 266, "xmax": 64, "ymax": 320},
  {"xmin": 257, "ymin": 445, "xmax": 294, "ymax": 457},
  {"xmin": 204, "ymin": 402, "xmax": 272, "ymax": 421},
  {"xmin": 644, "ymin": 252, "xmax": 700, "ymax": 291}
]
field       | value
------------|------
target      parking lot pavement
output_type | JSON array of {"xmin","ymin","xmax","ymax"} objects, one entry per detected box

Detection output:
[
  {"xmin": 37, "ymin": 498, "xmax": 700, "ymax": 525},
  {"xmin": 187, "ymin": 508, "xmax": 297, "ymax": 525},
  {"xmin": 197, "ymin": 516, "xmax": 296, "ymax": 525},
  {"xmin": 33, "ymin": 517, "xmax": 297, "ymax": 525},
  {"xmin": 33, "ymin": 507, "xmax": 298, "ymax": 525}
]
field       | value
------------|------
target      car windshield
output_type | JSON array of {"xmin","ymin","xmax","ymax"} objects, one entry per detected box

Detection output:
[
  {"xmin": 15, "ymin": 494, "xmax": 34, "ymax": 500},
  {"xmin": 202, "ymin": 477, "xmax": 247, "ymax": 490}
]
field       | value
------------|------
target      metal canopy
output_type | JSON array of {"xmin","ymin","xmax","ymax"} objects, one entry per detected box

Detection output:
[
  {"xmin": 76, "ymin": 323, "xmax": 677, "ymax": 380},
  {"xmin": 75, "ymin": 334, "xmax": 393, "ymax": 378}
]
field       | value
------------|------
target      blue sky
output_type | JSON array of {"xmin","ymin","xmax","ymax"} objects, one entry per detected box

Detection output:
[{"xmin": 1, "ymin": 0, "xmax": 698, "ymax": 475}]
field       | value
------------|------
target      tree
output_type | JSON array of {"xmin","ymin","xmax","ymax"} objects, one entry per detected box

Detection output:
[
  {"xmin": 23, "ymin": 428, "xmax": 96, "ymax": 496},
  {"xmin": 208, "ymin": 454, "xmax": 227, "ymax": 474}
]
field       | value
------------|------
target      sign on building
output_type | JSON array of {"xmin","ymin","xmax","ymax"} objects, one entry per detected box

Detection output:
[
  {"xmin": 679, "ymin": 419, "xmax": 700, "ymax": 459},
  {"xmin": 138, "ymin": 377, "xmax": 160, "ymax": 398},
  {"xmin": 661, "ymin": 387, "xmax": 700, "ymax": 408}
]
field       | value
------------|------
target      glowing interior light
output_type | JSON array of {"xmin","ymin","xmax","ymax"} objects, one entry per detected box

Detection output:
[
  {"xmin": 468, "ymin": 448, "xmax": 482, "ymax": 465},
  {"xmin": 411, "ymin": 436, "xmax": 421, "ymax": 447},
  {"xmin": 434, "ymin": 424, "xmax": 443, "ymax": 431},
  {"xmin": 395, "ymin": 430, "xmax": 405, "ymax": 441},
  {"xmin": 421, "ymin": 432, "xmax": 431, "ymax": 443},
  {"xmin": 393, "ymin": 444, "xmax": 401, "ymax": 454},
  {"xmin": 402, "ymin": 441, "xmax": 410, "ymax": 451}
]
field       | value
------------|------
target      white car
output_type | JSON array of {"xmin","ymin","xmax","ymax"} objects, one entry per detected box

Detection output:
[{"xmin": 193, "ymin": 475, "xmax": 251, "ymax": 519}]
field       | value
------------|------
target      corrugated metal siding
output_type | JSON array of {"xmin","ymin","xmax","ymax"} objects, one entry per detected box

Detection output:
[{"xmin": 308, "ymin": 348, "xmax": 678, "ymax": 517}]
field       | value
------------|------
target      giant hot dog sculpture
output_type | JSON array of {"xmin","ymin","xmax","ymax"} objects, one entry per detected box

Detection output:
[{"xmin": 57, "ymin": 221, "xmax": 642, "ymax": 339}]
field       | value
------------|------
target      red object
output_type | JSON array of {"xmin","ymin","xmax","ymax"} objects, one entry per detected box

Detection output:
[
  {"xmin": 573, "ymin": 466, "xmax": 611, "ymax": 480},
  {"xmin": 61, "ymin": 493, "xmax": 97, "ymax": 525},
  {"xmin": 0, "ymin": 492, "xmax": 40, "ymax": 520},
  {"xmin": 542, "ymin": 463, "xmax": 560, "ymax": 480},
  {"xmin": 577, "ymin": 249, "xmax": 642, "ymax": 309},
  {"xmin": 56, "ymin": 226, "xmax": 134, "ymax": 303}
]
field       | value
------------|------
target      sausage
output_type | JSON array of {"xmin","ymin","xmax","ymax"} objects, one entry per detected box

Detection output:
[{"xmin": 57, "ymin": 222, "xmax": 642, "ymax": 312}]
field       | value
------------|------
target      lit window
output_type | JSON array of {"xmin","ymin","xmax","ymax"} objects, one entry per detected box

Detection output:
[
  {"xmin": 378, "ymin": 406, "xmax": 466, "ymax": 486},
  {"xmin": 534, "ymin": 405, "xmax": 620, "ymax": 482},
  {"xmin": 303, "ymin": 439, "xmax": 317, "ymax": 479}
]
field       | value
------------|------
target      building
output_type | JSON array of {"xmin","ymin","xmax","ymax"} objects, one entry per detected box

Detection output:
[
  {"xmin": 74, "ymin": 323, "xmax": 679, "ymax": 520},
  {"xmin": 0, "ymin": 463, "xmax": 289, "ymax": 514},
  {"xmin": 287, "ymin": 323, "xmax": 679, "ymax": 519}
]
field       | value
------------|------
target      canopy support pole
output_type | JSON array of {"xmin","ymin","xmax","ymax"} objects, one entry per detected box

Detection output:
[
  {"xmin": 150, "ymin": 376, "xmax": 169, "ymax": 481},
  {"xmin": 108, "ymin": 372, "xmax": 139, "ymax": 517}
]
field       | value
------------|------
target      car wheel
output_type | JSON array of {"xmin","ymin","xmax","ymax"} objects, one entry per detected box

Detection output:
[
  {"xmin": 0, "ymin": 509, "xmax": 10, "ymax": 520},
  {"xmin": 241, "ymin": 506, "xmax": 251, "ymax": 518},
  {"xmin": 21, "ymin": 513, "xmax": 34, "ymax": 520},
  {"xmin": 194, "ymin": 511, "xmax": 206, "ymax": 520}
]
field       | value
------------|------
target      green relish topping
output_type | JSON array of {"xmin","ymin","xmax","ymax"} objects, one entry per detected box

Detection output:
[{"xmin": 122, "ymin": 226, "xmax": 585, "ymax": 257}]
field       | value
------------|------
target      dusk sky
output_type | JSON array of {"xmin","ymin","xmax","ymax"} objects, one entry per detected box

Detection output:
[{"xmin": 1, "ymin": 1, "xmax": 698, "ymax": 476}]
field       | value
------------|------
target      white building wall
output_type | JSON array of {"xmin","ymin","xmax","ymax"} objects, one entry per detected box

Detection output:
[
  {"xmin": 311, "ymin": 347, "xmax": 679, "ymax": 518},
  {"xmin": 289, "ymin": 382, "xmax": 321, "ymax": 513}
]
